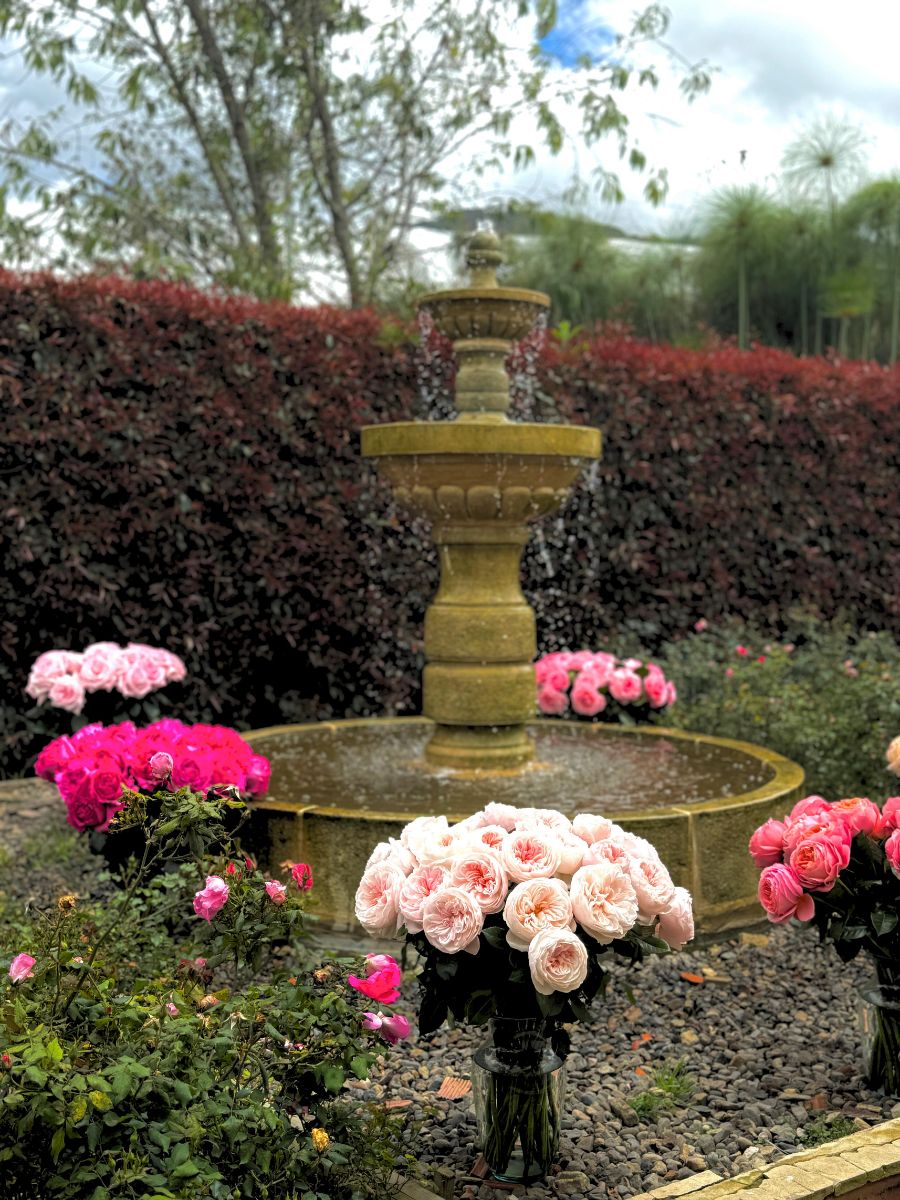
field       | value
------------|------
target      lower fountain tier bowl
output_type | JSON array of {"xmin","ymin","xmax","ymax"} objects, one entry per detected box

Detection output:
[{"xmin": 245, "ymin": 718, "xmax": 803, "ymax": 936}]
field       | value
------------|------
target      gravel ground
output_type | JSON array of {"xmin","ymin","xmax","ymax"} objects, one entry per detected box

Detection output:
[
  {"xmin": 4, "ymin": 780, "xmax": 898, "ymax": 1200},
  {"xmin": 353, "ymin": 925, "xmax": 900, "ymax": 1200}
]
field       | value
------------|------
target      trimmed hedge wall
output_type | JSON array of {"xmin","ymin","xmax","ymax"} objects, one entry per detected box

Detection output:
[{"xmin": 2, "ymin": 272, "xmax": 899, "ymax": 776}]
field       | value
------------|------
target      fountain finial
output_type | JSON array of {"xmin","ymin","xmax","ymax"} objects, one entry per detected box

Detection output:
[{"xmin": 466, "ymin": 225, "xmax": 503, "ymax": 289}]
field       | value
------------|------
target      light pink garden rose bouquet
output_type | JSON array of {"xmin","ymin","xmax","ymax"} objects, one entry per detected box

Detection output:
[
  {"xmin": 354, "ymin": 804, "xmax": 693, "ymax": 1044},
  {"xmin": 535, "ymin": 650, "xmax": 676, "ymax": 725},
  {"xmin": 26, "ymin": 641, "xmax": 186, "ymax": 715}
]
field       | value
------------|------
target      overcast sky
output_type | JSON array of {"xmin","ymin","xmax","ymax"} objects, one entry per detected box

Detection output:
[{"xmin": 457, "ymin": 0, "xmax": 900, "ymax": 236}]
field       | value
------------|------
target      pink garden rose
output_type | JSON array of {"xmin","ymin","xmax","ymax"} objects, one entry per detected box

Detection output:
[
  {"xmin": 362, "ymin": 1011, "xmax": 411, "ymax": 1045},
  {"xmin": 265, "ymin": 880, "xmax": 287, "ymax": 905},
  {"xmin": 354, "ymin": 861, "xmax": 405, "ymax": 938},
  {"xmin": 830, "ymin": 796, "xmax": 881, "ymax": 837},
  {"xmin": 79, "ymin": 642, "xmax": 123, "ymax": 692},
  {"xmin": 467, "ymin": 824, "xmax": 509, "ymax": 852},
  {"xmin": 421, "ymin": 886, "xmax": 483, "ymax": 954},
  {"xmin": 149, "ymin": 751, "xmax": 174, "ymax": 783},
  {"xmin": 748, "ymin": 818, "xmax": 786, "ymax": 868},
  {"xmin": 291, "ymin": 863, "xmax": 314, "ymax": 891},
  {"xmin": 644, "ymin": 672, "xmax": 668, "ymax": 709},
  {"xmin": 481, "ymin": 803, "xmax": 521, "ymax": 832},
  {"xmin": 48, "ymin": 674, "xmax": 86, "ymax": 715},
  {"xmin": 656, "ymin": 887, "xmax": 694, "ymax": 950},
  {"xmin": 608, "ymin": 668, "xmax": 643, "ymax": 705},
  {"xmin": 500, "ymin": 829, "xmax": 562, "ymax": 883},
  {"xmin": 570, "ymin": 681, "xmax": 606, "ymax": 717},
  {"xmin": 400, "ymin": 865, "xmax": 449, "ymax": 932},
  {"xmin": 885, "ymin": 829, "xmax": 900, "ymax": 878},
  {"xmin": 527, "ymin": 927, "xmax": 589, "ymax": 995},
  {"xmin": 504, "ymin": 878, "xmax": 575, "ymax": 951},
  {"xmin": 537, "ymin": 685, "xmax": 569, "ymax": 716},
  {"xmin": 170, "ymin": 747, "xmax": 215, "ymax": 792},
  {"xmin": 788, "ymin": 836, "xmax": 850, "ymax": 892},
  {"xmin": 757, "ymin": 863, "xmax": 815, "ymax": 924},
  {"xmin": 449, "ymin": 851, "xmax": 508, "ymax": 914},
  {"xmin": 25, "ymin": 650, "xmax": 82, "ymax": 702},
  {"xmin": 665, "ymin": 681, "xmax": 677, "ymax": 706},
  {"xmin": 570, "ymin": 862, "xmax": 639, "ymax": 943},
  {"xmin": 8, "ymin": 953, "xmax": 36, "ymax": 983},
  {"xmin": 626, "ymin": 853, "xmax": 676, "ymax": 925},
  {"xmin": 881, "ymin": 797, "xmax": 900, "ymax": 834},
  {"xmin": 117, "ymin": 648, "xmax": 162, "ymax": 700},
  {"xmin": 193, "ymin": 875, "xmax": 229, "ymax": 921},
  {"xmin": 572, "ymin": 813, "xmax": 615, "ymax": 846},
  {"xmin": 349, "ymin": 954, "xmax": 402, "ymax": 1004},
  {"xmin": 782, "ymin": 810, "xmax": 850, "ymax": 856},
  {"xmin": 789, "ymin": 795, "xmax": 831, "ymax": 820}
]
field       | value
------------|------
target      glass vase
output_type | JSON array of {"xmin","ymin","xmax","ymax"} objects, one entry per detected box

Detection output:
[
  {"xmin": 471, "ymin": 1017, "xmax": 566, "ymax": 1184},
  {"xmin": 860, "ymin": 984, "xmax": 900, "ymax": 1096}
]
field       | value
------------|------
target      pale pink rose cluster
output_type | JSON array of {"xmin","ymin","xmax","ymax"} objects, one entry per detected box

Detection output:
[
  {"xmin": 534, "ymin": 650, "xmax": 677, "ymax": 719},
  {"xmin": 26, "ymin": 641, "xmax": 187, "ymax": 713},
  {"xmin": 354, "ymin": 806, "xmax": 693, "ymax": 998},
  {"xmin": 749, "ymin": 793, "xmax": 900, "ymax": 923}
]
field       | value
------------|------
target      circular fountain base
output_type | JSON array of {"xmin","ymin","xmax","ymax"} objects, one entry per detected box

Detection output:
[{"xmin": 246, "ymin": 718, "xmax": 803, "ymax": 936}]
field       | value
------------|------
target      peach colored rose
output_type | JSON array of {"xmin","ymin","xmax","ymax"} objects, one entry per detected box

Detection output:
[
  {"xmin": 528, "ymin": 927, "xmax": 589, "ymax": 996},
  {"xmin": 399, "ymin": 864, "xmax": 449, "ymax": 932},
  {"xmin": 503, "ymin": 878, "xmax": 575, "ymax": 950},
  {"xmin": 656, "ymin": 887, "xmax": 694, "ymax": 950},
  {"xmin": 48, "ymin": 673, "xmax": 86, "ymax": 715},
  {"xmin": 757, "ymin": 863, "xmax": 815, "ymax": 924},
  {"xmin": 421, "ymin": 886, "xmax": 483, "ymax": 954},
  {"xmin": 782, "ymin": 811, "xmax": 850, "ymax": 856},
  {"xmin": 830, "ymin": 796, "xmax": 881, "ymax": 837},
  {"xmin": 501, "ymin": 829, "xmax": 562, "ymax": 883},
  {"xmin": 570, "ymin": 862, "xmax": 639, "ymax": 944},
  {"xmin": 572, "ymin": 813, "xmax": 615, "ymax": 845},
  {"xmin": 887, "ymin": 736, "xmax": 900, "ymax": 776},
  {"xmin": 748, "ymin": 818, "xmax": 786, "ymax": 868},
  {"xmin": 354, "ymin": 861, "xmax": 405, "ymax": 938},
  {"xmin": 788, "ymin": 836, "xmax": 849, "ymax": 892},
  {"xmin": 450, "ymin": 851, "xmax": 508, "ymax": 914}
]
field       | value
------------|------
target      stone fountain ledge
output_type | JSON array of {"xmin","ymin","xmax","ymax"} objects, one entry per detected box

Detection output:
[{"xmin": 351, "ymin": 923, "xmax": 898, "ymax": 1200}]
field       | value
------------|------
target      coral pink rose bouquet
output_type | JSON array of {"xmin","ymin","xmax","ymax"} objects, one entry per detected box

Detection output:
[
  {"xmin": 354, "ymin": 804, "xmax": 692, "ymax": 1181},
  {"xmin": 750, "ymin": 793, "xmax": 900, "ymax": 1091},
  {"xmin": 535, "ymin": 651, "xmax": 676, "ymax": 725}
]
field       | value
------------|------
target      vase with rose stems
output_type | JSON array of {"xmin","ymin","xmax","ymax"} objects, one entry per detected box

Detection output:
[
  {"xmin": 750, "ymin": 793, "xmax": 900, "ymax": 1093},
  {"xmin": 354, "ymin": 802, "xmax": 694, "ymax": 1182}
]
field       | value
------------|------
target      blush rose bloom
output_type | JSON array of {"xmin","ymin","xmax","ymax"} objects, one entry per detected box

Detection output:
[
  {"xmin": 79, "ymin": 642, "xmax": 123, "ymax": 692},
  {"xmin": 467, "ymin": 824, "xmax": 509, "ymax": 852},
  {"xmin": 656, "ymin": 887, "xmax": 694, "ymax": 950},
  {"xmin": 788, "ymin": 836, "xmax": 850, "ymax": 891},
  {"xmin": 538, "ymin": 686, "xmax": 569, "ymax": 716},
  {"xmin": 500, "ymin": 830, "xmax": 562, "ymax": 883},
  {"xmin": 504, "ymin": 878, "xmax": 575, "ymax": 951},
  {"xmin": 265, "ymin": 880, "xmax": 287, "ymax": 905},
  {"xmin": 608, "ymin": 668, "xmax": 643, "ymax": 705},
  {"xmin": 193, "ymin": 875, "xmax": 229, "ymax": 921},
  {"xmin": 748, "ymin": 818, "xmax": 786, "ymax": 868},
  {"xmin": 400, "ymin": 864, "xmax": 449, "ymax": 932},
  {"xmin": 644, "ymin": 672, "xmax": 668, "ymax": 709},
  {"xmin": 48, "ymin": 673, "xmax": 86, "ymax": 715},
  {"xmin": 627, "ymin": 855, "xmax": 676, "ymax": 925},
  {"xmin": 887, "ymin": 736, "xmax": 900, "ymax": 776},
  {"xmin": 402, "ymin": 815, "xmax": 449, "ymax": 860},
  {"xmin": 355, "ymin": 861, "xmax": 405, "ymax": 937},
  {"xmin": 572, "ymin": 813, "xmax": 615, "ymax": 845},
  {"xmin": 421, "ymin": 886, "xmax": 484, "ymax": 954},
  {"xmin": 25, "ymin": 650, "xmax": 82, "ymax": 702},
  {"xmin": 571, "ymin": 681, "xmax": 606, "ymax": 717},
  {"xmin": 481, "ymin": 803, "xmax": 521, "ymax": 832},
  {"xmin": 528, "ymin": 927, "xmax": 589, "ymax": 996},
  {"xmin": 570, "ymin": 862, "xmax": 639, "ymax": 943},
  {"xmin": 757, "ymin": 863, "xmax": 815, "ymax": 924},
  {"xmin": 885, "ymin": 829, "xmax": 900, "ymax": 879},
  {"xmin": 8, "ymin": 953, "xmax": 36, "ymax": 983},
  {"xmin": 449, "ymin": 851, "xmax": 508, "ymax": 914}
]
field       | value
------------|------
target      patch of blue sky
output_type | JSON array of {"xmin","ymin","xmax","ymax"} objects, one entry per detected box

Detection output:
[{"xmin": 538, "ymin": 0, "xmax": 616, "ymax": 68}]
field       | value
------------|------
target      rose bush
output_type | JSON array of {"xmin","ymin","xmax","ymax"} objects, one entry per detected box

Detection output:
[
  {"xmin": 354, "ymin": 806, "xmax": 692, "ymax": 1054},
  {"xmin": 0, "ymin": 777, "xmax": 413, "ymax": 1200}
]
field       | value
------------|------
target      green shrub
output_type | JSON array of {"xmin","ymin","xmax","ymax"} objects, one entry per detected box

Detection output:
[
  {"xmin": 658, "ymin": 616, "xmax": 900, "ymax": 798},
  {"xmin": 0, "ymin": 787, "xmax": 412, "ymax": 1200}
]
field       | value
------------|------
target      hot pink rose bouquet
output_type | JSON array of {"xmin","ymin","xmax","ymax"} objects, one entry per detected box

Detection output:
[
  {"xmin": 535, "ymin": 651, "xmax": 676, "ymax": 724},
  {"xmin": 35, "ymin": 719, "xmax": 271, "ymax": 835},
  {"xmin": 750, "ymin": 793, "xmax": 900, "ymax": 1091},
  {"xmin": 354, "ymin": 803, "xmax": 693, "ymax": 1037}
]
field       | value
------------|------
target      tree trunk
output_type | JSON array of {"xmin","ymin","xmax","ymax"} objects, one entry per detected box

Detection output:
[
  {"xmin": 838, "ymin": 316, "xmax": 849, "ymax": 358},
  {"xmin": 814, "ymin": 308, "xmax": 823, "ymax": 356}
]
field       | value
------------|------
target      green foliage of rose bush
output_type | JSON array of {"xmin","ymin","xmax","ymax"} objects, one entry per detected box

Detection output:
[
  {"xmin": 657, "ymin": 616, "xmax": 900, "ymax": 799},
  {"xmin": 0, "ymin": 787, "xmax": 412, "ymax": 1200}
]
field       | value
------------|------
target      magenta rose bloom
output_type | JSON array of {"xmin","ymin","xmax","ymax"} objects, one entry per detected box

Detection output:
[
  {"xmin": 60, "ymin": 771, "xmax": 107, "ymax": 831},
  {"xmin": 291, "ymin": 862, "xmax": 314, "ymax": 891},
  {"xmin": 748, "ymin": 818, "xmax": 786, "ymax": 868},
  {"xmin": 35, "ymin": 735, "xmax": 78, "ymax": 781},
  {"xmin": 171, "ymin": 747, "xmax": 215, "ymax": 792},
  {"xmin": 246, "ymin": 754, "xmax": 272, "ymax": 795},
  {"xmin": 348, "ymin": 954, "xmax": 402, "ymax": 1004},
  {"xmin": 193, "ymin": 875, "xmax": 229, "ymax": 921},
  {"xmin": 757, "ymin": 863, "xmax": 815, "ymax": 924},
  {"xmin": 788, "ymin": 835, "xmax": 850, "ymax": 892}
]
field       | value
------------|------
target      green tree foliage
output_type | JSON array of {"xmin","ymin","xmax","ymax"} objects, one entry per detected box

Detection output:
[
  {"xmin": 0, "ymin": 0, "xmax": 711, "ymax": 304},
  {"xmin": 841, "ymin": 178, "xmax": 900, "ymax": 364}
]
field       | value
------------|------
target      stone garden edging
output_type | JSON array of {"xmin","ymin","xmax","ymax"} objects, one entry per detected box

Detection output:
[{"xmin": 633, "ymin": 1119, "xmax": 900, "ymax": 1200}]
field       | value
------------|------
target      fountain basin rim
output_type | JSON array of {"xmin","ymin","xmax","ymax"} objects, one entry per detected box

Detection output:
[
  {"xmin": 361, "ymin": 421, "xmax": 601, "ymax": 459},
  {"xmin": 246, "ymin": 716, "xmax": 804, "ymax": 823},
  {"xmin": 418, "ymin": 286, "xmax": 550, "ymax": 309}
]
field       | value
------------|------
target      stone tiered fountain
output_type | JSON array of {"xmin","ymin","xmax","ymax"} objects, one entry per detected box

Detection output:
[{"xmin": 246, "ymin": 229, "xmax": 803, "ymax": 934}]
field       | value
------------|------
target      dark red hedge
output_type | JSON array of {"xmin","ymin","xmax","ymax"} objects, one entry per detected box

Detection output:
[{"xmin": 2, "ymin": 271, "xmax": 899, "ymax": 776}]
